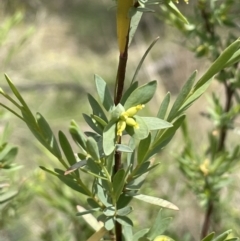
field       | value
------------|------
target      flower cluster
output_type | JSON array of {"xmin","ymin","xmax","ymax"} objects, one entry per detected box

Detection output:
[{"xmin": 117, "ymin": 104, "xmax": 145, "ymax": 136}]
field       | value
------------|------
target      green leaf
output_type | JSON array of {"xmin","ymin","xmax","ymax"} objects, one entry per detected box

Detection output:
[
  {"xmin": 164, "ymin": 1, "xmax": 189, "ymax": 24},
  {"xmin": 117, "ymin": 206, "xmax": 133, "ymax": 216},
  {"xmin": 123, "ymin": 226, "xmax": 133, "ymax": 241},
  {"xmin": 167, "ymin": 71, "xmax": 197, "ymax": 121},
  {"xmin": 116, "ymin": 216, "xmax": 133, "ymax": 227},
  {"xmin": 95, "ymin": 74, "xmax": 114, "ymax": 111},
  {"xmin": 83, "ymin": 114, "xmax": 103, "ymax": 135},
  {"xmin": 201, "ymin": 233, "xmax": 215, "ymax": 241},
  {"xmin": 179, "ymin": 80, "xmax": 211, "ymax": 114},
  {"xmin": 137, "ymin": 134, "xmax": 151, "ymax": 164},
  {"xmin": 88, "ymin": 94, "xmax": 108, "ymax": 122},
  {"xmin": 42, "ymin": 167, "xmax": 89, "ymax": 196},
  {"xmin": 124, "ymin": 81, "xmax": 157, "ymax": 110},
  {"xmin": 133, "ymin": 162, "xmax": 160, "ymax": 178},
  {"xmin": 113, "ymin": 169, "xmax": 126, "ymax": 200},
  {"xmin": 64, "ymin": 160, "xmax": 87, "ymax": 175},
  {"xmin": 141, "ymin": 117, "xmax": 172, "ymax": 130},
  {"xmin": 194, "ymin": 39, "xmax": 240, "ymax": 91},
  {"xmin": 224, "ymin": 48, "xmax": 240, "ymax": 68},
  {"xmin": 36, "ymin": 112, "xmax": 62, "ymax": 159},
  {"xmin": 116, "ymin": 144, "xmax": 133, "ymax": 153},
  {"xmin": 0, "ymin": 190, "xmax": 18, "ymax": 204},
  {"xmin": 69, "ymin": 120, "xmax": 87, "ymax": 150},
  {"xmin": 148, "ymin": 115, "xmax": 185, "ymax": 158},
  {"xmin": 4, "ymin": 74, "xmax": 35, "ymax": 120},
  {"xmin": 126, "ymin": 116, "xmax": 149, "ymax": 140},
  {"xmin": 133, "ymin": 194, "xmax": 179, "ymax": 210},
  {"xmin": 92, "ymin": 115, "xmax": 107, "ymax": 128},
  {"xmin": 131, "ymin": 37, "xmax": 159, "ymax": 84},
  {"xmin": 133, "ymin": 229, "xmax": 149, "ymax": 241},
  {"xmin": 121, "ymin": 81, "xmax": 138, "ymax": 106},
  {"xmin": 87, "ymin": 198, "xmax": 101, "ymax": 209},
  {"xmin": 0, "ymin": 145, "xmax": 18, "ymax": 166},
  {"xmin": 157, "ymin": 92, "xmax": 170, "ymax": 119},
  {"xmin": 128, "ymin": 9, "xmax": 143, "ymax": 48},
  {"xmin": 57, "ymin": 173, "xmax": 90, "ymax": 196},
  {"xmin": 86, "ymin": 137, "xmax": 100, "ymax": 161},
  {"xmin": 146, "ymin": 210, "xmax": 172, "ymax": 239},
  {"xmin": 76, "ymin": 208, "xmax": 100, "ymax": 216},
  {"xmin": 59, "ymin": 131, "xmax": 77, "ymax": 168},
  {"xmin": 212, "ymin": 230, "xmax": 232, "ymax": 241},
  {"xmin": 95, "ymin": 181, "xmax": 111, "ymax": 207},
  {"xmin": 126, "ymin": 171, "xmax": 148, "ymax": 190},
  {"xmin": 103, "ymin": 121, "xmax": 116, "ymax": 156},
  {"xmin": 111, "ymin": 103, "xmax": 125, "ymax": 121},
  {"xmin": 103, "ymin": 206, "xmax": 115, "ymax": 217},
  {"xmin": 85, "ymin": 158, "xmax": 102, "ymax": 177},
  {"xmin": 104, "ymin": 217, "xmax": 115, "ymax": 231}
]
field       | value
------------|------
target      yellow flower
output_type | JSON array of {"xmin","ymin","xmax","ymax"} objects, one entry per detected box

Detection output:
[
  {"xmin": 117, "ymin": 120, "xmax": 126, "ymax": 136},
  {"xmin": 200, "ymin": 159, "xmax": 210, "ymax": 176},
  {"xmin": 116, "ymin": 104, "xmax": 144, "ymax": 136},
  {"xmin": 123, "ymin": 104, "xmax": 145, "ymax": 117}
]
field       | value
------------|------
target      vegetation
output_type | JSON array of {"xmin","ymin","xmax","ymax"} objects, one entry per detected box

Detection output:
[{"xmin": 0, "ymin": 0, "xmax": 240, "ymax": 240}]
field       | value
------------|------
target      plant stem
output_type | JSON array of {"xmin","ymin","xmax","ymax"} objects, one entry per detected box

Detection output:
[
  {"xmin": 218, "ymin": 81, "xmax": 233, "ymax": 151},
  {"xmin": 200, "ymin": 79, "xmax": 233, "ymax": 238},
  {"xmin": 201, "ymin": 200, "xmax": 214, "ymax": 239},
  {"xmin": 113, "ymin": 28, "xmax": 129, "ymax": 241}
]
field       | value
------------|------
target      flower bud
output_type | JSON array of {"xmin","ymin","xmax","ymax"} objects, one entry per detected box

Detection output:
[
  {"xmin": 117, "ymin": 120, "xmax": 126, "ymax": 136},
  {"xmin": 125, "ymin": 117, "xmax": 138, "ymax": 128},
  {"xmin": 124, "ymin": 104, "xmax": 145, "ymax": 117}
]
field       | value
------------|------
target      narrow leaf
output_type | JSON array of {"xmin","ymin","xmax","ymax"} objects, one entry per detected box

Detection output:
[
  {"xmin": 36, "ymin": 113, "xmax": 62, "ymax": 159},
  {"xmin": 133, "ymin": 194, "xmax": 179, "ymax": 210},
  {"xmin": 194, "ymin": 39, "xmax": 240, "ymax": 91},
  {"xmin": 86, "ymin": 137, "xmax": 100, "ymax": 161},
  {"xmin": 116, "ymin": 144, "xmax": 133, "ymax": 153},
  {"xmin": 213, "ymin": 230, "xmax": 232, "ymax": 241},
  {"xmin": 167, "ymin": 71, "xmax": 197, "ymax": 121},
  {"xmin": 121, "ymin": 81, "xmax": 139, "ymax": 106},
  {"xmin": 95, "ymin": 74, "xmax": 114, "ymax": 111},
  {"xmin": 116, "ymin": 216, "xmax": 133, "ymax": 227},
  {"xmin": 123, "ymin": 225, "xmax": 133, "ymax": 241},
  {"xmin": 157, "ymin": 92, "xmax": 170, "ymax": 119},
  {"xmin": 59, "ymin": 131, "xmax": 77, "ymax": 167},
  {"xmin": 141, "ymin": 117, "xmax": 172, "ymax": 130},
  {"xmin": 83, "ymin": 113, "xmax": 103, "ymax": 135},
  {"xmin": 133, "ymin": 229, "xmax": 149, "ymax": 241},
  {"xmin": 4, "ymin": 74, "xmax": 35, "ymax": 120},
  {"xmin": 64, "ymin": 160, "xmax": 87, "ymax": 175},
  {"xmin": 103, "ymin": 121, "xmax": 116, "ymax": 156},
  {"xmin": 113, "ymin": 169, "xmax": 126, "ymax": 200},
  {"xmin": 76, "ymin": 208, "xmax": 100, "ymax": 216},
  {"xmin": 146, "ymin": 210, "xmax": 172, "ymax": 239},
  {"xmin": 131, "ymin": 37, "xmax": 160, "ymax": 84},
  {"xmin": 201, "ymin": 232, "xmax": 215, "ymax": 241},
  {"xmin": 128, "ymin": 10, "xmax": 143, "ymax": 48},
  {"xmin": 69, "ymin": 120, "xmax": 87, "ymax": 150},
  {"xmin": 124, "ymin": 81, "xmax": 157, "ymax": 110},
  {"xmin": 117, "ymin": 206, "xmax": 133, "ymax": 216},
  {"xmin": 88, "ymin": 94, "xmax": 108, "ymax": 122},
  {"xmin": 165, "ymin": 1, "xmax": 188, "ymax": 24},
  {"xmin": 138, "ymin": 134, "xmax": 151, "ymax": 164}
]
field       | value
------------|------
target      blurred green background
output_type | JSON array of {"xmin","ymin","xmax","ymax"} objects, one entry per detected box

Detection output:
[{"xmin": 0, "ymin": 0, "xmax": 239, "ymax": 240}]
